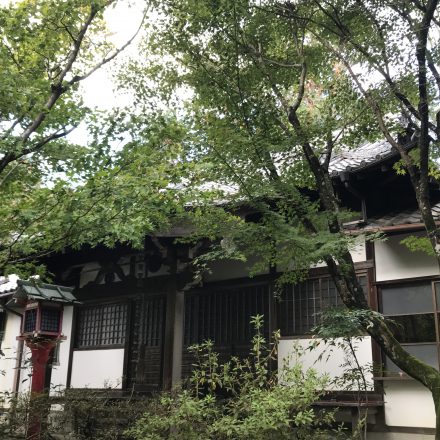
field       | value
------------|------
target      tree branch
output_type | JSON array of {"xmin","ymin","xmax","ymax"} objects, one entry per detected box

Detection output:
[
  {"xmin": 0, "ymin": 1, "xmax": 140, "ymax": 175},
  {"xmin": 69, "ymin": 7, "xmax": 148, "ymax": 85},
  {"xmin": 21, "ymin": 125, "xmax": 78, "ymax": 155}
]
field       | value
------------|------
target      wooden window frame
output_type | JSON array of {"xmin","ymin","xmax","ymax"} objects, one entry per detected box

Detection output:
[
  {"xmin": 74, "ymin": 301, "xmax": 128, "ymax": 350},
  {"xmin": 184, "ymin": 281, "xmax": 271, "ymax": 347},
  {"xmin": 278, "ymin": 269, "xmax": 370, "ymax": 338},
  {"xmin": 378, "ymin": 279, "xmax": 440, "ymax": 375}
]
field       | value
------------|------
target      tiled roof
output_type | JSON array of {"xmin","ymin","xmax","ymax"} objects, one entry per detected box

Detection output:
[
  {"xmin": 16, "ymin": 280, "xmax": 77, "ymax": 303},
  {"xmin": 0, "ymin": 277, "xmax": 78, "ymax": 304},
  {"xmin": 363, "ymin": 202, "xmax": 440, "ymax": 229},
  {"xmin": 328, "ymin": 140, "xmax": 397, "ymax": 177}
]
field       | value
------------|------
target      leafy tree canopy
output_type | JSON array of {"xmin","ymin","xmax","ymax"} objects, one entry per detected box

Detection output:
[
  {"xmin": 121, "ymin": 3, "xmax": 440, "ymax": 433},
  {"xmin": 0, "ymin": 0, "xmax": 195, "ymax": 277}
]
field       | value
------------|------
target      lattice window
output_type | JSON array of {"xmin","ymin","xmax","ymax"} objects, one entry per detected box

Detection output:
[
  {"xmin": 76, "ymin": 303, "xmax": 128, "ymax": 348},
  {"xmin": 23, "ymin": 308, "xmax": 37, "ymax": 333},
  {"xmin": 41, "ymin": 308, "xmax": 61, "ymax": 333},
  {"xmin": 140, "ymin": 296, "xmax": 165, "ymax": 347},
  {"xmin": 278, "ymin": 275, "xmax": 368, "ymax": 336}
]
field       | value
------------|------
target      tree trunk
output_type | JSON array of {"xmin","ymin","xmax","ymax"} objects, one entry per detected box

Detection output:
[{"xmin": 287, "ymin": 109, "xmax": 440, "ymax": 433}]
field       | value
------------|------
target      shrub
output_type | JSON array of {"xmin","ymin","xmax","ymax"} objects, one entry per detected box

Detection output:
[
  {"xmin": 0, "ymin": 387, "xmax": 150, "ymax": 439},
  {"xmin": 126, "ymin": 315, "xmax": 343, "ymax": 440}
]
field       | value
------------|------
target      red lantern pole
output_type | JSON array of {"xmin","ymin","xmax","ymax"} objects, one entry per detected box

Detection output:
[{"xmin": 24, "ymin": 339, "xmax": 57, "ymax": 440}]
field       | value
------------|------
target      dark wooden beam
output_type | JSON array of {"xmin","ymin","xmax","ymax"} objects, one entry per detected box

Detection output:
[
  {"xmin": 122, "ymin": 299, "xmax": 134, "ymax": 391},
  {"xmin": 65, "ymin": 306, "xmax": 77, "ymax": 389},
  {"xmin": 162, "ymin": 245, "xmax": 177, "ymax": 390}
]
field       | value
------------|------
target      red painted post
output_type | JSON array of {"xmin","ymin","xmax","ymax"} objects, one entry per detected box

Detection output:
[{"xmin": 25, "ymin": 339, "xmax": 56, "ymax": 440}]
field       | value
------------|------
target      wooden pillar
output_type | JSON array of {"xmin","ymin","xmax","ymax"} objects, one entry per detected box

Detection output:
[
  {"xmin": 162, "ymin": 246, "xmax": 177, "ymax": 390},
  {"xmin": 171, "ymin": 290, "xmax": 184, "ymax": 387}
]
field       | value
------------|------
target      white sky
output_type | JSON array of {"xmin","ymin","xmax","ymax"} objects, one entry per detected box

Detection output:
[
  {"xmin": 0, "ymin": 0, "xmax": 146, "ymax": 145},
  {"xmin": 68, "ymin": 1, "xmax": 146, "ymax": 145},
  {"xmin": 80, "ymin": 0, "xmax": 145, "ymax": 111}
]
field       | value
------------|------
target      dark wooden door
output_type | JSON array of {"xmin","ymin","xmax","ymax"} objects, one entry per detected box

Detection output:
[{"xmin": 128, "ymin": 294, "xmax": 166, "ymax": 391}]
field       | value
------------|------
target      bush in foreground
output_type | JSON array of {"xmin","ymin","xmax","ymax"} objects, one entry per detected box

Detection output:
[{"xmin": 126, "ymin": 315, "xmax": 343, "ymax": 440}]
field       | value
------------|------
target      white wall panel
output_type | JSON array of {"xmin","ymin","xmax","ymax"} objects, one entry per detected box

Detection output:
[
  {"xmin": 384, "ymin": 381, "xmax": 435, "ymax": 428},
  {"xmin": 0, "ymin": 313, "xmax": 22, "ymax": 396},
  {"xmin": 17, "ymin": 345, "xmax": 32, "ymax": 394},
  {"xmin": 70, "ymin": 349, "xmax": 124, "ymax": 389},
  {"xmin": 49, "ymin": 306, "xmax": 73, "ymax": 394},
  {"xmin": 375, "ymin": 233, "xmax": 439, "ymax": 282},
  {"xmin": 278, "ymin": 337, "xmax": 373, "ymax": 391}
]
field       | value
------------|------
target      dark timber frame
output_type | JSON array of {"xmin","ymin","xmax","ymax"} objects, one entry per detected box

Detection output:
[{"xmin": 64, "ymin": 258, "xmax": 376, "ymax": 391}]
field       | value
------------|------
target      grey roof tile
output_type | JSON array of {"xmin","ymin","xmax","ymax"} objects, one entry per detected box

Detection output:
[
  {"xmin": 0, "ymin": 278, "xmax": 78, "ymax": 303},
  {"xmin": 362, "ymin": 201, "xmax": 440, "ymax": 229},
  {"xmin": 328, "ymin": 140, "xmax": 397, "ymax": 176}
]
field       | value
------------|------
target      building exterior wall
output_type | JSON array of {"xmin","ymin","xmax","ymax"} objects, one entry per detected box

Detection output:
[
  {"xmin": 172, "ymin": 291, "xmax": 184, "ymax": 388},
  {"xmin": 278, "ymin": 337, "xmax": 373, "ymax": 391},
  {"xmin": 374, "ymin": 231, "xmax": 438, "ymax": 430},
  {"xmin": 17, "ymin": 345, "xmax": 31, "ymax": 394},
  {"xmin": 375, "ymin": 232, "xmax": 440, "ymax": 282},
  {"xmin": 77, "ymin": 254, "xmax": 171, "ymax": 288},
  {"xmin": 2, "ymin": 230, "xmax": 437, "ymax": 434},
  {"xmin": 383, "ymin": 381, "xmax": 435, "ymax": 429},
  {"xmin": 311, "ymin": 238, "xmax": 367, "ymax": 268},
  {"xmin": 0, "ymin": 313, "xmax": 21, "ymax": 399},
  {"xmin": 70, "ymin": 349, "xmax": 124, "ymax": 389},
  {"xmin": 50, "ymin": 305, "xmax": 74, "ymax": 393}
]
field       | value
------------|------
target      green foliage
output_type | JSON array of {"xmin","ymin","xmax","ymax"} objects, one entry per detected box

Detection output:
[
  {"xmin": 126, "ymin": 316, "xmax": 342, "ymax": 440},
  {"xmin": 0, "ymin": 111, "xmax": 193, "ymax": 277},
  {"xmin": 312, "ymin": 309, "xmax": 378, "ymax": 440},
  {"xmin": 120, "ymin": 0, "xmax": 440, "ymax": 285},
  {"xmin": 0, "ymin": 1, "xmax": 196, "ymax": 276},
  {"xmin": 117, "ymin": 0, "xmax": 412, "ymax": 289},
  {"xmin": 400, "ymin": 235, "xmax": 436, "ymax": 257},
  {"xmin": 313, "ymin": 308, "xmax": 386, "ymax": 341}
]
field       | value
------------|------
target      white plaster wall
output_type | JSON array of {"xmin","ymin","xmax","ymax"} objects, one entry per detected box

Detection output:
[
  {"xmin": 70, "ymin": 349, "xmax": 124, "ymax": 389},
  {"xmin": 49, "ymin": 306, "xmax": 73, "ymax": 394},
  {"xmin": 350, "ymin": 239, "xmax": 367, "ymax": 263},
  {"xmin": 308, "ymin": 238, "xmax": 367, "ymax": 269},
  {"xmin": 375, "ymin": 233, "xmax": 440, "ymax": 282},
  {"xmin": 383, "ymin": 381, "xmax": 435, "ymax": 428},
  {"xmin": 17, "ymin": 345, "xmax": 32, "ymax": 394},
  {"xmin": 79, "ymin": 261, "xmax": 101, "ymax": 287},
  {"xmin": 278, "ymin": 336, "xmax": 373, "ymax": 391},
  {"xmin": 0, "ymin": 313, "xmax": 21, "ymax": 397}
]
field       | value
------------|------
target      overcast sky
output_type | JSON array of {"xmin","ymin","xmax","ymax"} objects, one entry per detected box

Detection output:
[
  {"xmin": 0, "ymin": 0, "xmax": 146, "ymax": 144},
  {"xmin": 80, "ymin": 0, "xmax": 145, "ymax": 111},
  {"xmin": 68, "ymin": 1, "xmax": 146, "ymax": 145}
]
